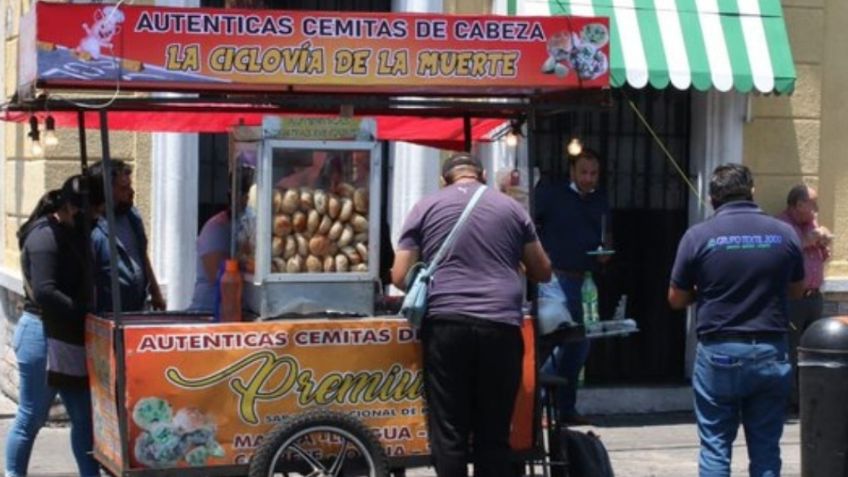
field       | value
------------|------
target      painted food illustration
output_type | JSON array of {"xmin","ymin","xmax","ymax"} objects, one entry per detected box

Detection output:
[
  {"xmin": 581, "ymin": 23, "xmax": 610, "ymax": 48},
  {"xmin": 132, "ymin": 398, "xmax": 224, "ymax": 468},
  {"xmin": 541, "ymin": 23, "xmax": 610, "ymax": 81}
]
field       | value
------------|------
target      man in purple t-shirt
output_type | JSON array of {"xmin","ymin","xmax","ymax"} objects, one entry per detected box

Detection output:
[{"xmin": 392, "ymin": 153, "xmax": 551, "ymax": 477}]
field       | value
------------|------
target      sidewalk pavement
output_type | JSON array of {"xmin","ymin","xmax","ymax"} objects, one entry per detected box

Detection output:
[{"xmin": 0, "ymin": 393, "xmax": 801, "ymax": 477}]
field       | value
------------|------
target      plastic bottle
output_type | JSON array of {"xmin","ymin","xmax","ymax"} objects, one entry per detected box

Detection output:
[
  {"xmin": 217, "ymin": 259, "xmax": 243, "ymax": 322},
  {"xmin": 581, "ymin": 271, "xmax": 599, "ymax": 325}
]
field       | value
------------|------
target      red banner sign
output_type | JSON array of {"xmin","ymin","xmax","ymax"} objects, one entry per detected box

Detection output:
[{"xmin": 20, "ymin": 3, "xmax": 609, "ymax": 95}]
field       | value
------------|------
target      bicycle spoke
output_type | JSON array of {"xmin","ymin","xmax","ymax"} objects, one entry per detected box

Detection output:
[
  {"xmin": 327, "ymin": 438, "xmax": 350, "ymax": 477},
  {"xmin": 290, "ymin": 443, "xmax": 328, "ymax": 475}
]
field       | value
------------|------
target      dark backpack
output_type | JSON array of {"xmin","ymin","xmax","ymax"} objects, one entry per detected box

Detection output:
[{"xmin": 562, "ymin": 429, "xmax": 615, "ymax": 477}]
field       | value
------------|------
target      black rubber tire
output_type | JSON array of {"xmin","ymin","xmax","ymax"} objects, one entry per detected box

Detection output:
[{"xmin": 248, "ymin": 409, "xmax": 389, "ymax": 477}]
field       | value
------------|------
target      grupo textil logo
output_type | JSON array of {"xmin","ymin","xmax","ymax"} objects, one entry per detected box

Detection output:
[{"xmin": 706, "ymin": 234, "xmax": 783, "ymax": 251}]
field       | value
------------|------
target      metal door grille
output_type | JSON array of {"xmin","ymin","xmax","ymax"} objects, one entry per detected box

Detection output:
[
  {"xmin": 535, "ymin": 87, "xmax": 691, "ymax": 210},
  {"xmin": 534, "ymin": 87, "xmax": 692, "ymax": 383}
]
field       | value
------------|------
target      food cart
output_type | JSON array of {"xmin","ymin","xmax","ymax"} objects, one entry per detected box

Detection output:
[{"xmin": 6, "ymin": 2, "xmax": 628, "ymax": 476}]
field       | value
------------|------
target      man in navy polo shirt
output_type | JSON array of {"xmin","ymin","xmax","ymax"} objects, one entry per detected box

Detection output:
[
  {"xmin": 535, "ymin": 148, "xmax": 611, "ymax": 424},
  {"xmin": 669, "ymin": 164, "xmax": 804, "ymax": 477}
]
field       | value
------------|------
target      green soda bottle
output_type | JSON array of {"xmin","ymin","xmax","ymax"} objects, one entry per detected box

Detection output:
[{"xmin": 581, "ymin": 271, "xmax": 599, "ymax": 325}]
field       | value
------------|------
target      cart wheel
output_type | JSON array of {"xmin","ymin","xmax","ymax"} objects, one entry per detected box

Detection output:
[{"xmin": 248, "ymin": 409, "xmax": 389, "ymax": 477}]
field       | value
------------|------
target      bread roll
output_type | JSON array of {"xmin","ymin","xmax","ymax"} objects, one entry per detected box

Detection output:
[
  {"xmin": 272, "ymin": 236, "xmax": 284, "ymax": 257},
  {"xmin": 306, "ymin": 210, "xmax": 320, "ymax": 234},
  {"xmin": 328, "ymin": 221, "xmax": 344, "ymax": 241},
  {"xmin": 305, "ymin": 255, "xmax": 322, "ymax": 273},
  {"xmin": 328, "ymin": 194, "xmax": 341, "ymax": 219},
  {"xmin": 336, "ymin": 182, "xmax": 355, "ymax": 198},
  {"xmin": 281, "ymin": 189, "xmax": 299, "ymax": 214},
  {"xmin": 295, "ymin": 233, "xmax": 309, "ymax": 257},
  {"xmin": 292, "ymin": 212, "xmax": 307, "ymax": 233},
  {"xmin": 338, "ymin": 225, "xmax": 354, "ymax": 248},
  {"xmin": 354, "ymin": 232, "xmax": 369, "ymax": 244},
  {"xmin": 323, "ymin": 256, "xmax": 336, "ymax": 272},
  {"xmin": 355, "ymin": 243, "xmax": 368, "ymax": 261},
  {"xmin": 339, "ymin": 198, "xmax": 354, "ymax": 222},
  {"xmin": 351, "ymin": 263, "xmax": 368, "ymax": 272},
  {"xmin": 283, "ymin": 236, "xmax": 296, "ymax": 259},
  {"xmin": 353, "ymin": 188, "xmax": 368, "ymax": 213},
  {"xmin": 350, "ymin": 214, "xmax": 368, "ymax": 233},
  {"xmin": 334, "ymin": 254, "xmax": 349, "ymax": 272},
  {"xmin": 273, "ymin": 189, "xmax": 283, "ymax": 213},
  {"xmin": 286, "ymin": 256, "xmax": 303, "ymax": 273},
  {"xmin": 299, "ymin": 189, "xmax": 314, "ymax": 211},
  {"xmin": 272, "ymin": 258, "xmax": 285, "ymax": 273},
  {"xmin": 314, "ymin": 190, "xmax": 328, "ymax": 215},
  {"xmin": 308, "ymin": 236, "xmax": 331, "ymax": 257},
  {"xmin": 317, "ymin": 215, "xmax": 333, "ymax": 235},
  {"xmin": 341, "ymin": 246, "xmax": 362, "ymax": 265},
  {"xmin": 273, "ymin": 214, "xmax": 292, "ymax": 237}
]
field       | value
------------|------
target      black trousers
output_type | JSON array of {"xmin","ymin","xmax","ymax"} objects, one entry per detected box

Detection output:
[{"xmin": 421, "ymin": 315, "xmax": 524, "ymax": 477}]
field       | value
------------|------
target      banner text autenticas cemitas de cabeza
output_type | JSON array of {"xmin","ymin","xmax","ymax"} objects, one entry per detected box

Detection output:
[{"xmin": 21, "ymin": 3, "xmax": 609, "ymax": 94}]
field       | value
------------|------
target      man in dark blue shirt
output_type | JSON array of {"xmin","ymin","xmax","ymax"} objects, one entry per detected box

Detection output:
[
  {"xmin": 669, "ymin": 164, "xmax": 804, "ymax": 477},
  {"xmin": 535, "ymin": 148, "xmax": 611, "ymax": 424},
  {"xmin": 88, "ymin": 160, "xmax": 165, "ymax": 313}
]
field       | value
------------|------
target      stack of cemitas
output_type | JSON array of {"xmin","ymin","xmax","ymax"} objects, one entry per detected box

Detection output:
[{"xmin": 271, "ymin": 182, "xmax": 369, "ymax": 273}]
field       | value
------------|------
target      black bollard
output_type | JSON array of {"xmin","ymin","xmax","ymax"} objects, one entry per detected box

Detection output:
[{"xmin": 798, "ymin": 316, "xmax": 848, "ymax": 477}]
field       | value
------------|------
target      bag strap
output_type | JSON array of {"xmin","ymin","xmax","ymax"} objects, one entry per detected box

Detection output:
[{"xmin": 427, "ymin": 185, "xmax": 487, "ymax": 272}]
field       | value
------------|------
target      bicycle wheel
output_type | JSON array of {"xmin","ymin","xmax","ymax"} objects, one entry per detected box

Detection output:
[{"xmin": 248, "ymin": 409, "xmax": 389, "ymax": 477}]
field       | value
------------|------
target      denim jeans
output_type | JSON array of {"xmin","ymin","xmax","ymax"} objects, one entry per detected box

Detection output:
[
  {"xmin": 4, "ymin": 312, "xmax": 99, "ymax": 477},
  {"xmin": 693, "ymin": 338, "xmax": 791, "ymax": 477},
  {"xmin": 541, "ymin": 273, "xmax": 590, "ymax": 418}
]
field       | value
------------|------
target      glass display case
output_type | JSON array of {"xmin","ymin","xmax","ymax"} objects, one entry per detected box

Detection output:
[{"xmin": 236, "ymin": 118, "xmax": 381, "ymax": 318}]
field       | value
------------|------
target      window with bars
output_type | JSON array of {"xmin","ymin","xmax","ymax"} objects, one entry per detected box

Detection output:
[
  {"xmin": 535, "ymin": 87, "xmax": 691, "ymax": 211},
  {"xmin": 534, "ymin": 87, "xmax": 693, "ymax": 383}
]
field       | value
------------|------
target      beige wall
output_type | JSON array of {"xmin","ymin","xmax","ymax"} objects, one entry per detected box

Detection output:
[
  {"xmin": 1, "ymin": 0, "xmax": 152, "ymax": 276},
  {"xmin": 444, "ymin": 0, "xmax": 490, "ymax": 14},
  {"xmin": 744, "ymin": 0, "xmax": 848, "ymax": 278}
]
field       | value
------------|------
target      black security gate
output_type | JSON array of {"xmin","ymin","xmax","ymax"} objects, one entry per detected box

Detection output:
[{"xmin": 534, "ymin": 87, "xmax": 691, "ymax": 384}]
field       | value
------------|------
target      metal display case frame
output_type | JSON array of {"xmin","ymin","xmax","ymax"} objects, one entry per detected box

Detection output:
[{"xmin": 246, "ymin": 138, "xmax": 383, "ymax": 318}]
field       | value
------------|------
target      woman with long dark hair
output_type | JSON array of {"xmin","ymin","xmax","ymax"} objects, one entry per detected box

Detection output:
[{"xmin": 4, "ymin": 174, "xmax": 104, "ymax": 477}]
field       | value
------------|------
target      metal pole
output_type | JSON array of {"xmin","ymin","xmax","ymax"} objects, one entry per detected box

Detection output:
[
  {"xmin": 527, "ymin": 110, "xmax": 537, "ymax": 218},
  {"xmin": 77, "ymin": 111, "xmax": 93, "ymax": 311},
  {"xmin": 97, "ymin": 109, "xmax": 131, "ymax": 472},
  {"xmin": 463, "ymin": 115, "xmax": 472, "ymax": 153},
  {"xmin": 230, "ymin": 155, "xmax": 238, "ymax": 259},
  {"xmin": 98, "ymin": 110, "xmax": 123, "ymax": 319}
]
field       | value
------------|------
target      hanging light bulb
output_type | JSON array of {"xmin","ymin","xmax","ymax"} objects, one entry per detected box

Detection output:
[
  {"xmin": 30, "ymin": 138, "xmax": 43, "ymax": 156},
  {"xmin": 28, "ymin": 116, "xmax": 43, "ymax": 156},
  {"xmin": 44, "ymin": 115, "xmax": 58, "ymax": 147},
  {"xmin": 567, "ymin": 137, "xmax": 583, "ymax": 156},
  {"xmin": 505, "ymin": 131, "xmax": 519, "ymax": 147},
  {"xmin": 505, "ymin": 119, "xmax": 522, "ymax": 147}
]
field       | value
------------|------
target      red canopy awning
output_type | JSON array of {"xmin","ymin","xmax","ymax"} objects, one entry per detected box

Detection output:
[{"xmin": 3, "ymin": 109, "xmax": 506, "ymax": 151}]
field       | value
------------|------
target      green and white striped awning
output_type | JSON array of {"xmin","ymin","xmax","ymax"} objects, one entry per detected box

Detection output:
[{"xmin": 508, "ymin": 0, "xmax": 796, "ymax": 94}]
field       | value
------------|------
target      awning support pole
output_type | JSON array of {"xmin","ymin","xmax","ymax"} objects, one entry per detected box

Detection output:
[
  {"xmin": 96, "ymin": 109, "xmax": 131, "ymax": 472},
  {"xmin": 98, "ymin": 110, "xmax": 123, "ymax": 320},
  {"xmin": 463, "ymin": 115, "xmax": 472, "ymax": 152},
  {"xmin": 77, "ymin": 111, "xmax": 95, "ymax": 329}
]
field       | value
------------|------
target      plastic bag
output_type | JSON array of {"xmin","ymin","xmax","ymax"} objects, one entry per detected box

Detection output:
[{"xmin": 537, "ymin": 275, "xmax": 573, "ymax": 335}]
